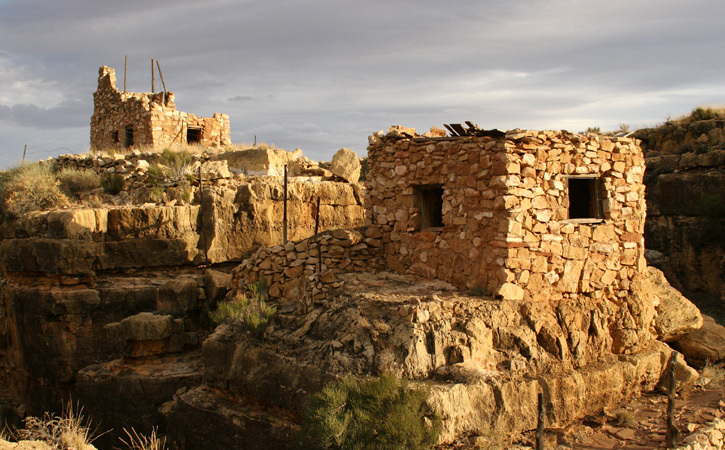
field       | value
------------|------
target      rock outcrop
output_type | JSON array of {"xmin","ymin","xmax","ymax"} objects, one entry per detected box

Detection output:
[{"xmin": 635, "ymin": 116, "xmax": 725, "ymax": 304}]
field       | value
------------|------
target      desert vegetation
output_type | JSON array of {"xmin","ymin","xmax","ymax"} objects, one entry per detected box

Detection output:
[
  {"xmin": 299, "ymin": 374, "xmax": 440, "ymax": 450},
  {"xmin": 209, "ymin": 279, "xmax": 276, "ymax": 338}
]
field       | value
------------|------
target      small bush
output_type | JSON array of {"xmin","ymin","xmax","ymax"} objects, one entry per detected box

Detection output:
[
  {"xmin": 209, "ymin": 294, "xmax": 276, "ymax": 338},
  {"xmin": 0, "ymin": 163, "xmax": 69, "ymax": 215},
  {"xmin": 161, "ymin": 148, "xmax": 192, "ymax": 169},
  {"xmin": 585, "ymin": 127, "xmax": 601, "ymax": 134},
  {"xmin": 691, "ymin": 106, "xmax": 723, "ymax": 121},
  {"xmin": 612, "ymin": 409, "xmax": 635, "ymax": 427},
  {"xmin": 145, "ymin": 164, "xmax": 166, "ymax": 188},
  {"xmin": 13, "ymin": 403, "xmax": 95, "ymax": 449},
  {"xmin": 56, "ymin": 167, "xmax": 101, "ymax": 196},
  {"xmin": 101, "ymin": 173, "xmax": 126, "ymax": 195},
  {"xmin": 300, "ymin": 374, "xmax": 440, "ymax": 450}
]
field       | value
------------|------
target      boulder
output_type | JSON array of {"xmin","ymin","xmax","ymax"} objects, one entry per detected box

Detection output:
[
  {"xmin": 677, "ymin": 314, "xmax": 725, "ymax": 365},
  {"xmin": 648, "ymin": 267, "xmax": 703, "ymax": 341},
  {"xmin": 330, "ymin": 148, "xmax": 361, "ymax": 183},
  {"xmin": 200, "ymin": 160, "xmax": 231, "ymax": 179}
]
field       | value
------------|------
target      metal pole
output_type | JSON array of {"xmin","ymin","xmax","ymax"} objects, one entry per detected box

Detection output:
[
  {"xmin": 151, "ymin": 59, "xmax": 155, "ymax": 93},
  {"xmin": 666, "ymin": 353, "xmax": 679, "ymax": 448},
  {"xmin": 314, "ymin": 196, "xmax": 321, "ymax": 235},
  {"xmin": 283, "ymin": 164, "xmax": 288, "ymax": 244},
  {"xmin": 199, "ymin": 166, "xmax": 207, "ymax": 263},
  {"xmin": 22, "ymin": 144, "xmax": 27, "ymax": 163},
  {"xmin": 536, "ymin": 392, "xmax": 545, "ymax": 450}
]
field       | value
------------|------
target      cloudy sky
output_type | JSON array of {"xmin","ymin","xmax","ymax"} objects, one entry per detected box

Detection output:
[{"xmin": 1, "ymin": 0, "xmax": 723, "ymax": 168}]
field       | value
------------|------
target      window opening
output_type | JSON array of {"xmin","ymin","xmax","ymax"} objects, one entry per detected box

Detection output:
[
  {"xmin": 187, "ymin": 127, "xmax": 202, "ymax": 144},
  {"xmin": 567, "ymin": 177, "xmax": 603, "ymax": 219},
  {"xmin": 414, "ymin": 185, "xmax": 444, "ymax": 228},
  {"xmin": 124, "ymin": 125, "xmax": 134, "ymax": 148}
]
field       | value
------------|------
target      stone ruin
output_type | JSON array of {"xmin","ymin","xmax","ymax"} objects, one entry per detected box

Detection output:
[
  {"xmin": 90, "ymin": 66, "xmax": 231, "ymax": 151},
  {"xmin": 367, "ymin": 126, "xmax": 647, "ymax": 307}
]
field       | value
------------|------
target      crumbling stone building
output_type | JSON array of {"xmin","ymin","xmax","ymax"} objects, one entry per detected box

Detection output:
[
  {"xmin": 366, "ymin": 126, "xmax": 647, "ymax": 304},
  {"xmin": 90, "ymin": 66, "xmax": 231, "ymax": 151}
]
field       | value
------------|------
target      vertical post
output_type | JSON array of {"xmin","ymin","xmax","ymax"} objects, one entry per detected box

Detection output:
[
  {"xmin": 283, "ymin": 165, "xmax": 288, "ymax": 244},
  {"xmin": 314, "ymin": 196, "xmax": 321, "ymax": 235},
  {"xmin": 156, "ymin": 60, "xmax": 168, "ymax": 98},
  {"xmin": 536, "ymin": 393, "xmax": 545, "ymax": 450},
  {"xmin": 666, "ymin": 352, "xmax": 679, "ymax": 448},
  {"xmin": 254, "ymin": 135, "xmax": 257, "ymax": 147},
  {"xmin": 198, "ymin": 166, "xmax": 207, "ymax": 264},
  {"xmin": 123, "ymin": 55, "xmax": 127, "ymax": 93},
  {"xmin": 22, "ymin": 144, "xmax": 27, "ymax": 164},
  {"xmin": 151, "ymin": 58, "xmax": 155, "ymax": 93}
]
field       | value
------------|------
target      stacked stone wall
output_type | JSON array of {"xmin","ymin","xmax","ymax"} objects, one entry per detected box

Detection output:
[
  {"xmin": 231, "ymin": 228, "xmax": 384, "ymax": 304},
  {"xmin": 90, "ymin": 66, "xmax": 230, "ymax": 151},
  {"xmin": 366, "ymin": 128, "xmax": 647, "ymax": 303}
]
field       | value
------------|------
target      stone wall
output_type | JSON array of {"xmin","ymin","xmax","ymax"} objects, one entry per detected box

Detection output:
[
  {"xmin": 90, "ymin": 66, "xmax": 231, "ymax": 150},
  {"xmin": 366, "ymin": 127, "xmax": 647, "ymax": 304},
  {"xmin": 231, "ymin": 227, "xmax": 384, "ymax": 305}
]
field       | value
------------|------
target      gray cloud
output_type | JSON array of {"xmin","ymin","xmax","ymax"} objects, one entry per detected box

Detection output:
[{"xmin": 1, "ymin": 0, "xmax": 724, "ymax": 167}]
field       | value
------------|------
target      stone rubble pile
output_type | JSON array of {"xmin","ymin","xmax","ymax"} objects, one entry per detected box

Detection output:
[
  {"xmin": 231, "ymin": 227, "xmax": 384, "ymax": 305},
  {"xmin": 677, "ymin": 418, "xmax": 725, "ymax": 450}
]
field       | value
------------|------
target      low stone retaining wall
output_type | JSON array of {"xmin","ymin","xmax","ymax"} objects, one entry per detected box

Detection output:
[{"xmin": 231, "ymin": 227, "xmax": 384, "ymax": 303}]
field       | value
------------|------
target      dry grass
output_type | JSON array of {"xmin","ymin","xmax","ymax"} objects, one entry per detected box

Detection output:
[
  {"xmin": 0, "ymin": 162, "xmax": 69, "ymax": 215},
  {"xmin": 698, "ymin": 362, "xmax": 725, "ymax": 388},
  {"xmin": 119, "ymin": 427, "xmax": 166, "ymax": 450},
  {"xmin": 12, "ymin": 403, "xmax": 95, "ymax": 449},
  {"xmin": 56, "ymin": 167, "xmax": 101, "ymax": 197}
]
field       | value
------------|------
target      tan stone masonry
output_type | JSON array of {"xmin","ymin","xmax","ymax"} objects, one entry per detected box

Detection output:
[
  {"xmin": 90, "ymin": 66, "xmax": 230, "ymax": 151},
  {"xmin": 365, "ymin": 127, "xmax": 647, "ymax": 303},
  {"xmin": 232, "ymin": 227, "xmax": 385, "ymax": 303}
]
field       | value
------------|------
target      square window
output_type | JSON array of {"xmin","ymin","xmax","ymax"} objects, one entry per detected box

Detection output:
[
  {"xmin": 414, "ymin": 185, "xmax": 444, "ymax": 228},
  {"xmin": 187, "ymin": 127, "xmax": 202, "ymax": 144},
  {"xmin": 567, "ymin": 177, "xmax": 603, "ymax": 219}
]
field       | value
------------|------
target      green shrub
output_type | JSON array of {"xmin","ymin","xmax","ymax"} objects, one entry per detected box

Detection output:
[
  {"xmin": 145, "ymin": 164, "xmax": 165, "ymax": 188},
  {"xmin": 161, "ymin": 148, "xmax": 192, "ymax": 169},
  {"xmin": 56, "ymin": 167, "xmax": 101, "ymax": 196},
  {"xmin": 101, "ymin": 173, "xmax": 126, "ymax": 195},
  {"xmin": 300, "ymin": 374, "xmax": 440, "ymax": 450},
  {"xmin": 691, "ymin": 106, "xmax": 723, "ymax": 121},
  {"xmin": 209, "ymin": 293, "xmax": 276, "ymax": 338},
  {"xmin": 0, "ymin": 163, "xmax": 69, "ymax": 215}
]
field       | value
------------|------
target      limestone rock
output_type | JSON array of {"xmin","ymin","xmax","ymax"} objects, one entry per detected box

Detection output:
[
  {"xmin": 677, "ymin": 314, "xmax": 725, "ymax": 364},
  {"xmin": 0, "ymin": 440, "xmax": 56, "ymax": 450},
  {"xmin": 330, "ymin": 148, "xmax": 361, "ymax": 183},
  {"xmin": 200, "ymin": 160, "xmax": 231, "ymax": 179},
  {"xmin": 648, "ymin": 267, "xmax": 703, "ymax": 342},
  {"xmin": 205, "ymin": 269, "xmax": 232, "ymax": 301}
]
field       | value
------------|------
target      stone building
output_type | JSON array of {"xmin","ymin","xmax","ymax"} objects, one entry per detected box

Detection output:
[
  {"xmin": 366, "ymin": 126, "xmax": 647, "ymax": 303},
  {"xmin": 90, "ymin": 66, "xmax": 231, "ymax": 151}
]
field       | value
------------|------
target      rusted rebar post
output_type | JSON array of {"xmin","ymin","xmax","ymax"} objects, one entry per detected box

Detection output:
[
  {"xmin": 151, "ymin": 58, "xmax": 155, "ymax": 93},
  {"xmin": 536, "ymin": 392, "xmax": 545, "ymax": 450},
  {"xmin": 666, "ymin": 352, "xmax": 679, "ymax": 448},
  {"xmin": 314, "ymin": 196, "xmax": 321, "ymax": 235},
  {"xmin": 283, "ymin": 164, "xmax": 288, "ymax": 244}
]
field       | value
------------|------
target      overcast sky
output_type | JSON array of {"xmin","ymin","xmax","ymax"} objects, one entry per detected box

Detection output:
[{"xmin": 1, "ymin": 0, "xmax": 724, "ymax": 168}]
